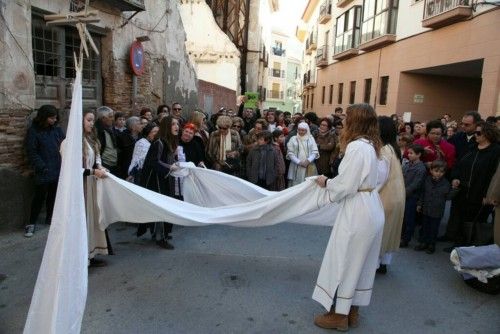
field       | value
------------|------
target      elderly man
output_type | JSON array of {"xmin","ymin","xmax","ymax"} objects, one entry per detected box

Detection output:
[
  {"xmin": 116, "ymin": 116, "xmax": 141, "ymax": 179},
  {"xmin": 95, "ymin": 106, "xmax": 118, "ymax": 176}
]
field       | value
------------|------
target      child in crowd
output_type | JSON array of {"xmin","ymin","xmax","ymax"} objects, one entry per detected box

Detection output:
[
  {"xmin": 246, "ymin": 131, "xmax": 284, "ymax": 190},
  {"xmin": 415, "ymin": 160, "xmax": 456, "ymax": 254},
  {"xmin": 398, "ymin": 132, "xmax": 414, "ymax": 168},
  {"xmin": 400, "ymin": 144, "xmax": 427, "ymax": 247},
  {"xmin": 272, "ymin": 129, "xmax": 286, "ymax": 191}
]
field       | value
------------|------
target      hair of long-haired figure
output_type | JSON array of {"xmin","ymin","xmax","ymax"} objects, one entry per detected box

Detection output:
[
  {"xmin": 159, "ymin": 115, "xmax": 179, "ymax": 153},
  {"xmin": 340, "ymin": 103, "xmax": 382, "ymax": 157},
  {"xmin": 378, "ymin": 115, "xmax": 402, "ymax": 162},
  {"xmin": 82, "ymin": 109, "xmax": 100, "ymax": 159}
]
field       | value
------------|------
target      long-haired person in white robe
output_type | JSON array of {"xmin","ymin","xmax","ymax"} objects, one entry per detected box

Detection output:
[
  {"xmin": 82, "ymin": 110, "xmax": 109, "ymax": 266},
  {"xmin": 313, "ymin": 104, "xmax": 385, "ymax": 331},
  {"xmin": 286, "ymin": 122, "xmax": 319, "ymax": 187}
]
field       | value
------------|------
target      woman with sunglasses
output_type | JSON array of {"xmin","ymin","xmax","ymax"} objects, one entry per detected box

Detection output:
[{"xmin": 451, "ymin": 121, "xmax": 500, "ymax": 246}]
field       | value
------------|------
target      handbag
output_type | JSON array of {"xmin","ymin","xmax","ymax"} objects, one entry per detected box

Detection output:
[{"xmin": 306, "ymin": 162, "xmax": 317, "ymax": 177}]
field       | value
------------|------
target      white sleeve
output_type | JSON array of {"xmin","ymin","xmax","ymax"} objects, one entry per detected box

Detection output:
[
  {"xmin": 286, "ymin": 137, "xmax": 300, "ymax": 164},
  {"xmin": 307, "ymin": 138, "xmax": 319, "ymax": 162}
]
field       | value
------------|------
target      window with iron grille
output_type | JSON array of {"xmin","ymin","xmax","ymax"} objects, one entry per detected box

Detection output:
[
  {"xmin": 338, "ymin": 83, "xmax": 344, "ymax": 104},
  {"xmin": 364, "ymin": 78, "xmax": 372, "ymax": 103},
  {"xmin": 32, "ymin": 18, "xmax": 100, "ymax": 82},
  {"xmin": 379, "ymin": 76, "xmax": 389, "ymax": 105},
  {"xmin": 349, "ymin": 81, "xmax": 356, "ymax": 104},
  {"xmin": 329, "ymin": 85, "xmax": 333, "ymax": 104},
  {"xmin": 322, "ymin": 86, "xmax": 326, "ymax": 104}
]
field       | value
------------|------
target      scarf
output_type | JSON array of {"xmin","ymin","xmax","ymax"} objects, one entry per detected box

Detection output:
[{"xmin": 219, "ymin": 131, "xmax": 232, "ymax": 161}]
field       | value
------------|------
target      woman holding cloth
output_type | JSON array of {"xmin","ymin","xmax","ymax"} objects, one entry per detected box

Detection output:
[{"xmin": 313, "ymin": 104, "xmax": 385, "ymax": 331}]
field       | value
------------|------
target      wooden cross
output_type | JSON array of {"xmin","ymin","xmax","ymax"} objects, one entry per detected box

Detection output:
[{"xmin": 43, "ymin": 0, "xmax": 101, "ymax": 60}]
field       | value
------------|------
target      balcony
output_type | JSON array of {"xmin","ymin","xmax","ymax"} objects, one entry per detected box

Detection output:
[
  {"xmin": 422, "ymin": 0, "xmax": 472, "ymax": 29},
  {"xmin": 92, "ymin": 0, "xmax": 145, "ymax": 11},
  {"xmin": 319, "ymin": 1, "xmax": 332, "ymax": 24},
  {"xmin": 303, "ymin": 70, "xmax": 316, "ymax": 89},
  {"xmin": 358, "ymin": 34, "xmax": 396, "ymax": 52},
  {"xmin": 332, "ymin": 48, "xmax": 358, "ymax": 61},
  {"xmin": 272, "ymin": 46, "xmax": 286, "ymax": 56},
  {"xmin": 316, "ymin": 45, "xmax": 328, "ymax": 68},
  {"xmin": 306, "ymin": 33, "xmax": 317, "ymax": 54},
  {"xmin": 259, "ymin": 45, "xmax": 266, "ymax": 62},
  {"xmin": 337, "ymin": 0, "xmax": 354, "ymax": 8},
  {"xmin": 270, "ymin": 68, "xmax": 285, "ymax": 78},
  {"xmin": 269, "ymin": 90, "xmax": 284, "ymax": 100}
]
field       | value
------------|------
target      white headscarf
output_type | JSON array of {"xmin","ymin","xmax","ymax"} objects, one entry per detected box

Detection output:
[{"xmin": 297, "ymin": 122, "xmax": 311, "ymax": 142}]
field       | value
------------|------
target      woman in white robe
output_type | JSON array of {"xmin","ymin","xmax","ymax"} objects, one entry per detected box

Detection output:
[
  {"xmin": 82, "ymin": 110, "xmax": 109, "ymax": 266},
  {"xmin": 286, "ymin": 122, "xmax": 319, "ymax": 187},
  {"xmin": 313, "ymin": 104, "xmax": 385, "ymax": 331}
]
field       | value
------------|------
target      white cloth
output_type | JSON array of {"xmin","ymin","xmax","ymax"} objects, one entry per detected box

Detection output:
[
  {"xmin": 96, "ymin": 163, "xmax": 339, "ymax": 230},
  {"xmin": 128, "ymin": 138, "xmax": 151, "ymax": 174},
  {"xmin": 312, "ymin": 139, "xmax": 385, "ymax": 314},
  {"xmin": 24, "ymin": 70, "xmax": 88, "ymax": 334}
]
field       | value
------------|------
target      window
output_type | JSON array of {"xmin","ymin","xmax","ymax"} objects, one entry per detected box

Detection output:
[
  {"xmin": 329, "ymin": 85, "xmax": 333, "ymax": 104},
  {"xmin": 361, "ymin": 0, "xmax": 398, "ymax": 44},
  {"xmin": 364, "ymin": 78, "xmax": 372, "ymax": 103},
  {"xmin": 322, "ymin": 86, "xmax": 326, "ymax": 104},
  {"xmin": 334, "ymin": 6, "xmax": 362, "ymax": 55},
  {"xmin": 338, "ymin": 83, "xmax": 344, "ymax": 104},
  {"xmin": 349, "ymin": 81, "xmax": 356, "ymax": 104},
  {"xmin": 379, "ymin": 76, "xmax": 389, "ymax": 105},
  {"xmin": 306, "ymin": 94, "xmax": 309, "ymax": 108},
  {"xmin": 311, "ymin": 94, "xmax": 314, "ymax": 109}
]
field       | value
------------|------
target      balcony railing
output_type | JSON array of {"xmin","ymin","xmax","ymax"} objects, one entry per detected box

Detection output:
[
  {"xmin": 337, "ymin": 0, "xmax": 354, "ymax": 7},
  {"xmin": 270, "ymin": 68, "xmax": 285, "ymax": 78},
  {"xmin": 422, "ymin": 0, "xmax": 472, "ymax": 28},
  {"xmin": 303, "ymin": 70, "xmax": 316, "ymax": 88},
  {"xmin": 272, "ymin": 46, "xmax": 286, "ymax": 56},
  {"xmin": 306, "ymin": 31, "xmax": 317, "ymax": 54},
  {"xmin": 319, "ymin": 1, "xmax": 332, "ymax": 24},
  {"xmin": 269, "ymin": 90, "xmax": 284, "ymax": 99},
  {"xmin": 316, "ymin": 45, "xmax": 328, "ymax": 68}
]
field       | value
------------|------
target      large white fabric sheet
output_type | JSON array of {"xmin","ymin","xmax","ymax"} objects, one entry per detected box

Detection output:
[
  {"xmin": 97, "ymin": 164, "xmax": 338, "ymax": 229},
  {"xmin": 24, "ymin": 71, "xmax": 88, "ymax": 334}
]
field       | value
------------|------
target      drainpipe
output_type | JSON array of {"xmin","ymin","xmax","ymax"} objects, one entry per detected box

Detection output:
[{"xmin": 240, "ymin": 0, "xmax": 251, "ymax": 94}]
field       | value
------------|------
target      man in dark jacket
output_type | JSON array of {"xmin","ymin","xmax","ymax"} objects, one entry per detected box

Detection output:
[
  {"xmin": 443, "ymin": 111, "xmax": 481, "ymax": 248},
  {"xmin": 116, "ymin": 116, "xmax": 141, "ymax": 179}
]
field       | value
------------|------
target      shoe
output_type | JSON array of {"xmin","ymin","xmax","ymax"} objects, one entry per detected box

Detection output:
[
  {"xmin": 426, "ymin": 244, "xmax": 436, "ymax": 254},
  {"xmin": 89, "ymin": 258, "xmax": 107, "ymax": 267},
  {"xmin": 314, "ymin": 310, "xmax": 348, "ymax": 331},
  {"xmin": 414, "ymin": 243, "xmax": 428, "ymax": 251},
  {"xmin": 24, "ymin": 225, "xmax": 35, "ymax": 238},
  {"xmin": 157, "ymin": 240, "xmax": 174, "ymax": 250},
  {"xmin": 348, "ymin": 306, "xmax": 359, "ymax": 328},
  {"xmin": 399, "ymin": 240, "xmax": 409, "ymax": 248},
  {"xmin": 376, "ymin": 264, "xmax": 387, "ymax": 275}
]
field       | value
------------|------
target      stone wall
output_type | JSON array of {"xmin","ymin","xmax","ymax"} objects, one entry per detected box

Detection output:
[{"xmin": 0, "ymin": 0, "xmax": 198, "ymax": 230}]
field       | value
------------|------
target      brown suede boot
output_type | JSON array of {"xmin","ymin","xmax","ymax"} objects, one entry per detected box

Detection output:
[
  {"xmin": 348, "ymin": 306, "xmax": 359, "ymax": 328},
  {"xmin": 314, "ymin": 309, "xmax": 348, "ymax": 331}
]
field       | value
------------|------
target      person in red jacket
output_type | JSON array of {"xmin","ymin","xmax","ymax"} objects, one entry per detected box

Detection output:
[{"xmin": 414, "ymin": 120, "xmax": 456, "ymax": 170}]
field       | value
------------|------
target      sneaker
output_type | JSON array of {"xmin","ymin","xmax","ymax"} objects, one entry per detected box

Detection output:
[
  {"xmin": 89, "ymin": 258, "xmax": 107, "ymax": 267},
  {"xmin": 376, "ymin": 264, "xmax": 387, "ymax": 275},
  {"xmin": 24, "ymin": 225, "xmax": 35, "ymax": 238}
]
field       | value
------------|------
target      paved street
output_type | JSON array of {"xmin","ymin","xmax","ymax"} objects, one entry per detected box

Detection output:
[{"xmin": 1, "ymin": 222, "xmax": 499, "ymax": 334}]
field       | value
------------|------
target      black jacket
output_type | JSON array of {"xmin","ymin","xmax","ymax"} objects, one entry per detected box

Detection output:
[
  {"xmin": 418, "ymin": 176, "xmax": 456, "ymax": 218},
  {"xmin": 116, "ymin": 129, "xmax": 137, "ymax": 179},
  {"xmin": 448, "ymin": 131, "xmax": 477, "ymax": 163},
  {"xmin": 452, "ymin": 143, "xmax": 500, "ymax": 205}
]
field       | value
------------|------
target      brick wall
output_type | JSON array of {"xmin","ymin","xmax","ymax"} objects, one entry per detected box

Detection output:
[
  {"xmin": 0, "ymin": 108, "xmax": 31, "ymax": 170},
  {"xmin": 198, "ymin": 80, "xmax": 237, "ymax": 115}
]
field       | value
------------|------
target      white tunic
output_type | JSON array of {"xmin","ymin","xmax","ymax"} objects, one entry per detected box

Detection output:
[{"xmin": 312, "ymin": 139, "xmax": 385, "ymax": 314}]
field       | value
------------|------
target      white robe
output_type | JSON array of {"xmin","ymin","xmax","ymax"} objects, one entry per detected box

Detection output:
[{"xmin": 312, "ymin": 139, "xmax": 385, "ymax": 314}]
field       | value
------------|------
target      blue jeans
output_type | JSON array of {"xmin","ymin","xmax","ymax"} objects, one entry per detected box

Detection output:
[
  {"xmin": 403, "ymin": 196, "xmax": 418, "ymax": 243},
  {"xmin": 421, "ymin": 215, "xmax": 441, "ymax": 244}
]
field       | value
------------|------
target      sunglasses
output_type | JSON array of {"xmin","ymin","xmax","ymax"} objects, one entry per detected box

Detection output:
[
  {"xmin": 219, "ymin": 127, "xmax": 229, "ymax": 130},
  {"xmin": 173, "ymin": 108, "xmax": 182, "ymax": 111},
  {"xmin": 232, "ymin": 125, "xmax": 241, "ymax": 128}
]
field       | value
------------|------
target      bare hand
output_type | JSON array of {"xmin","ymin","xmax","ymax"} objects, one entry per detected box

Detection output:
[
  {"xmin": 451, "ymin": 179, "xmax": 460, "ymax": 189},
  {"xmin": 94, "ymin": 168, "xmax": 107, "ymax": 178},
  {"xmin": 300, "ymin": 160, "xmax": 310, "ymax": 168},
  {"xmin": 316, "ymin": 175, "xmax": 328, "ymax": 188}
]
